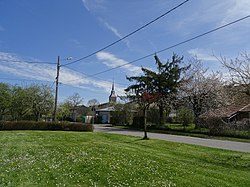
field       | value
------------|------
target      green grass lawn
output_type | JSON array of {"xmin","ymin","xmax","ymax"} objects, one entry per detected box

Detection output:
[{"xmin": 0, "ymin": 131, "xmax": 250, "ymax": 187}]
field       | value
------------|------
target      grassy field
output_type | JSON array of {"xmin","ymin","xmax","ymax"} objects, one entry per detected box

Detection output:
[{"xmin": 0, "ymin": 131, "xmax": 250, "ymax": 186}]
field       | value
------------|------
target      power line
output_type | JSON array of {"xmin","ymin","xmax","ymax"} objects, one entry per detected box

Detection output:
[
  {"xmin": 0, "ymin": 77, "xmax": 54, "ymax": 82},
  {"xmin": 61, "ymin": 0, "xmax": 190, "ymax": 67},
  {"xmin": 0, "ymin": 59, "xmax": 56, "ymax": 64},
  {"xmin": 61, "ymin": 66, "xmax": 129, "ymax": 86},
  {"xmin": 60, "ymin": 82, "xmax": 109, "ymax": 95},
  {"xmin": 87, "ymin": 14, "xmax": 250, "ymax": 77}
]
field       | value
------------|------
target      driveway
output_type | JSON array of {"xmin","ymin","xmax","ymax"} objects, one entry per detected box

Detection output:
[{"xmin": 94, "ymin": 125, "xmax": 250, "ymax": 153}]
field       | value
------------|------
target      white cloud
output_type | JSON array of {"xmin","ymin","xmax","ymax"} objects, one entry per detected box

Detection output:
[
  {"xmin": 99, "ymin": 19, "xmax": 130, "ymax": 47},
  {"xmin": 0, "ymin": 52, "xmax": 55, "ymax": 82},
  {"xmin": 0, "ymin": 51, "xmax": 125, "ymax": 95},
  {"xmin": 96, "ymin": 51, "xmax": 142, "ymax": 76},
  {"xmin": 81, "ymin": 0, "xmax": 105, "ymax": 12},
  {"xmin": 103, "ymin": 21, "xmax": 122, "ymax": 38},
  {"xmin": 61, "ymin": 68, "xmax": 125, "ymax": 96},
  {"xmin": 188, "ymin": 48, "xmax": 217, "ymax": 61},
  {"xmin": 221, "ymin": 0, "xmax": 250, "ymax": 24}
]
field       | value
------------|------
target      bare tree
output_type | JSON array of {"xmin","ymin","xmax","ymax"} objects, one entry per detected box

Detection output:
[
  {"xmin": 87, "ymin": 99, "xmax": 100, "ymax": 107},
  {"xmin": 180, "ymin": 57, "xmax": 226, "ymax": 127},
  {"xmin": 219, "ymin": 52, "xmax": 250, "ymax": 96}
]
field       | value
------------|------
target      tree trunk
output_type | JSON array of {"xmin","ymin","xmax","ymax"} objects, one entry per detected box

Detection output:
[{"xmin": 143, "ymin": 108, "xmax": 148, "ymax": 140}]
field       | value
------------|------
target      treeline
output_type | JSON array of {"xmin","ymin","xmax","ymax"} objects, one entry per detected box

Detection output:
[{"xmin": 0, "ymin": 83, "xmax": 54, "ymax": 121}]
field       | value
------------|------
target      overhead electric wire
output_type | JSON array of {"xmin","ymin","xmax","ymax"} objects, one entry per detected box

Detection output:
[
  {"xmin": 0, "ymin": 77, "xmax": 54, "ymax": 83},
  {"xmin": 60, "ymin": 82, "xmax": 108, "ymax": 95},
  {"xmin": 87, "ymin": 14, "xmax": 250, "ymax": 77},
  {"xmin": 0, "ymin": 59, "xmax": 56, "ymax": 64},
  {"xmin": 61, "ymin": 0, "xmax": 190, "ymax": 67},
  {"xmin": 60, "ymin": 66, "xmax": 129, "ymax": 86}
]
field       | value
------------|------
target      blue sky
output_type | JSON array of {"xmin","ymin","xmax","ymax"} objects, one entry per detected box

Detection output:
[{"xmin": 0, "ymin": 0, "xmax": 250, "ymax": 104}]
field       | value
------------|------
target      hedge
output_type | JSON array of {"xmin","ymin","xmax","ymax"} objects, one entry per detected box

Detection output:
[{"xmin": 0, "ymin": 121, "xmax": 94, "ymax": 132}]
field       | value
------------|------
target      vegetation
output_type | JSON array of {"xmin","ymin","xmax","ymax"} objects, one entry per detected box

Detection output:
[
  {"xmin": 219, "ymin": 52, "xmax": 250, "ymax": 96},
  {"xmin": 0, "ymin": 131, "xmax": 249, "ymax": 187},
  {"xmin": 111, "ymin": 103, "xmax": 135, "ymax": 126},
  {"xmin": 125, "ymin": 54, "xmax": 189, "ymax": 139},
  {"xmin": 177, "ymin": 107, "xmax": 194, "ymax": 130},
  {"xmin": 179, "ymin": 57, "xmax": 226, "ymax": 127},
  {"xmin": 0, "ymin": 83, "xmax": 54, "ymax": 121},
  {"xmin": 0, "ymin": 121, "xmax": 93, "ymax": 132}
]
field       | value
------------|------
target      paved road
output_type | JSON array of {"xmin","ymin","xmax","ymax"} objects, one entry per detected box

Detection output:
[{"xmin": 94, "ymin": 125, "xmax": 250, "ymax": 153}]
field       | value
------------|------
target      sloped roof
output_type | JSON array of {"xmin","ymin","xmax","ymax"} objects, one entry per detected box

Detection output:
[
  {"xmin": 200, "ymin": 103, "xmax": 250, "ymax": 119},
  {"xmin": 95, "ymin": 106, "xmax": 115, "ymax": 112},
  {"xmin": 239, "ymin": 104, "xmax": 250, "ymax": 112}
]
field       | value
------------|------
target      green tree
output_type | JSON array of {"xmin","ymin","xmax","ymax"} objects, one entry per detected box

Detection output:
[
  {"xmin": 0, "ymin": 83, "xmax": 12, "ymax": 120},
  {"xmin": 10, "ymin": 86, "xmax": 31, "ymax": 120},
  {"xmin": 177, "ymin": 107, "xmax": 194, "ymax": 130},
  {"xmin": 29, "ymin": 84, "xmax": 54, "ymax": 121},
  {"xmin": 57, "ymin": 101, "xmax": 71, "ymax": 121},
  {"xmin": 126, "ymin": 54, "xmax": 189, "ymax": 126},
  {"xmin": 112, "ymin": 103, "xmax": 135, "ymax": 126}
]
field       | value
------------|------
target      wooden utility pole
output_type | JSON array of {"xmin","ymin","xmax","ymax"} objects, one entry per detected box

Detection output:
[{"xmin": 53, "ymin": 56, "xmax": 60, "ymax": 122}]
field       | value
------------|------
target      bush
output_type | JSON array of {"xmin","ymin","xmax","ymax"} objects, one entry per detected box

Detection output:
[
  {"xmin": 199, "ymin": 116, "xmax": 227, "ymax": 135},
  {"xmin": 0, "ymin": 121, "xmax": 94, "ymax": 132},
  {"xmin": 147, "ymin": 107, "xmax": 160, "ymax": 125},
  {"xmin": 177, "ymin": 107, "xmax": 194, "ymax": 130}
]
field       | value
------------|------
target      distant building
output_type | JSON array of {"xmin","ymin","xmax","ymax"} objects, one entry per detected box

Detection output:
[
  {"xmin": 109, "ymin": 82, "xmax": 117, "ymax": 103},
  {"xmin": 95, "ymin": 82, "xmax": 117, "ymax": 123}
]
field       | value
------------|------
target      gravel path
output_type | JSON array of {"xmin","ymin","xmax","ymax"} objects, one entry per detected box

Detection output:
[{"xmin": 94, "ymin": 125, "xmax": 250, "ymax": 153}]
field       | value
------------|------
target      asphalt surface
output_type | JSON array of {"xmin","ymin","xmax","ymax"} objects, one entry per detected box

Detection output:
[{"xmin": 94, "ymin": 125, "xmax": 250, "ymax": 153}]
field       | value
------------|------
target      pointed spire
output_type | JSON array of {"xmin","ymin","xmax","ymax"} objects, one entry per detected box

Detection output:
[
  {"xmin": 112, "ymin": 80, "xmax": 115, "ymax": 91},
  {"xmin": 109, "ymin": 80, "xmax": 117, "ymax": 103}
]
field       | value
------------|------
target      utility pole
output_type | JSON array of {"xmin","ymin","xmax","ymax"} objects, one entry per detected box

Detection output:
[{"xmin": 53, "ymin": 56, "xmax": 60, "ymax": 122}]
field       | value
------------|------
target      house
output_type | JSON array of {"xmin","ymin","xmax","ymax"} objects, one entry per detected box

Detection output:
[
  {"xmin": 95, "ymin": 106, "xmax": 115, "ymax": 124},
  {"xmin": 200, "ymin": 103, "xmax": 250, "ymax": 123}
]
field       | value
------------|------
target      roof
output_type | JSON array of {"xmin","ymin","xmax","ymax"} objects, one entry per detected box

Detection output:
[
  {"xmin": 95, "ymin": 106, "xmax": 115, "ymax": 112},
  {"xmin": 240, "ymin": 103, "xmax": 250, "ymax": 112},
  {"xmin": 200, "ymin": 103, "xmax": 250, "ymax": 119}
]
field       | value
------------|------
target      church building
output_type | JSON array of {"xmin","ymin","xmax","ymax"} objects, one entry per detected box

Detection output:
[{"xmin": 95, "ymin": 82, "xmax": 117, "ymax": 124}]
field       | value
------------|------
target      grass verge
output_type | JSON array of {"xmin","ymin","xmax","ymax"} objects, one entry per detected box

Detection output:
[
  {"xmin": 114, "ymin": 125, "xmax": 250, "ymax": 143},
  {"xmin": 0, "ymin": 131, "xmax": 249, "ymax": 186}
]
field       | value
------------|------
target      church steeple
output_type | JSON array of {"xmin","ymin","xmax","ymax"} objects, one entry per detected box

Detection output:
[{"xmin": 109, "ymin": 81, "xmax": 117, "ymax": 103}]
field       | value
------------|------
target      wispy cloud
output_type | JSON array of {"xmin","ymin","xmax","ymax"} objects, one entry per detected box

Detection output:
[
  {"xmin": 103, "ymin": 21, "xmax": 122, "ymax": 38},
  {"xmin": 0, "ymin": 52, "xmax": 55, "ymax": 82},
  {"xmin": 188, "ymin": 48, "xmax": 217, "ymax": 61},
  {"xmin": 96, "ymin": 51, "xmax": 142, "ymax": 76},
  {"xmin": 81, "ymin": 0, "xmax": 106, "ymax": 12},
  {"xmin": 0, "ymin": 51, "xmax": 125, "ymax": 95},
  {"xmin": 221, "ymin": 0, "xmax": 250, "ymax": 24},
  {"xmin": 99, "ymin": 19, "xmax": 130, "ymax": 47}
]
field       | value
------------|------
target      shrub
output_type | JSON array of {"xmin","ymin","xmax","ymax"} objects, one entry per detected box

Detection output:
[
  {"xmin": 0, "ymin": 121, "xmax": 94, "ymax": 132},
  {"xmin": 199, "ymin": 115, "xmax": 227, "ymax": 135},
  {"xmin": 177, "ymin": 107, "xmax": 194, "ymax": 130},
  {"xmin": 147, "ymin": 107, "xmax": 160, "ymax": 126}
]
